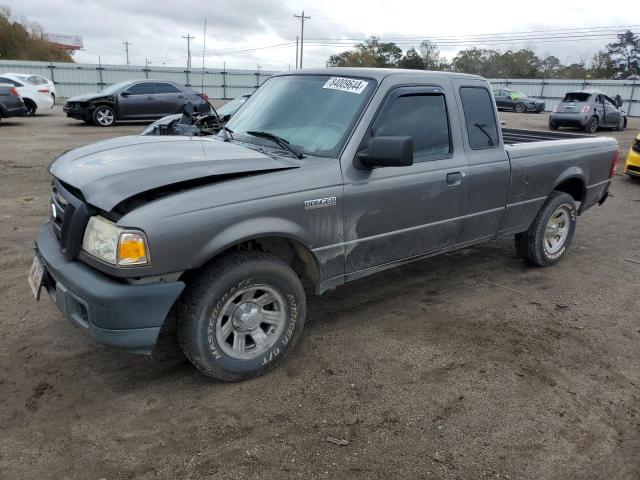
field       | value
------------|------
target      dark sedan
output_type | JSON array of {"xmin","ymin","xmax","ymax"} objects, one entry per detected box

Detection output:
[
  {"xmin": 493, "ymin": 89, "xmax": 545, "ymax": 113},
  {"xmin": 63, "ymin": 80, "xmax": 211, "ymax": 127},
  {"xmin": 0, "ymin": 83, "xmax": 27, "ymax": 122}
]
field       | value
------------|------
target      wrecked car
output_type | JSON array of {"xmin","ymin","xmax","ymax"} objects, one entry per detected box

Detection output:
[{"xmin": 30, "ymin": 69, "xmax": 618, "ymax": 381}]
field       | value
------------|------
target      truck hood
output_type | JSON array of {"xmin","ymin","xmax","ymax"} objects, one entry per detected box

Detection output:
[{"xmin": 49, "ymin": 136, "xmax": 299, "ymax": 211}]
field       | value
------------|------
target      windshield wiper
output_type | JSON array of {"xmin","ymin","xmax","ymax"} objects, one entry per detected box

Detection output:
[
  {"xmin": 473, "ymin": 123, "xmax": 495, "ymax": 147},
  {"xmin": 245, "ymin": 130, "xmax": 304, "ymax": 159},
  {"xmin": 220, "ymin": 125, "xmax": 234, "ymax": 141}
]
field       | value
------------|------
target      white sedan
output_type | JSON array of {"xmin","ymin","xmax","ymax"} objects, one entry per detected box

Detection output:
[{"xmin": 0, "ymin": 73, "xmax": 56, "ymax": 116}]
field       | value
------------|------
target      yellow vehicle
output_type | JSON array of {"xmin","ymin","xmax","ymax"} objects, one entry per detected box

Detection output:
[{"xmin": 625, "ymin": 133, "xmax": 640, "ymax": 179}]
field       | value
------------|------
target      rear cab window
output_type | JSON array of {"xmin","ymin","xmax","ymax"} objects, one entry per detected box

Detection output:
[
  {"xmin": 459, "ymin": 86, "xmax": 499, "ymax": 150},
  {"xmin": 562, "ymin": 92, "xmax": 590, "ymax": 102},
  {"xmin": 154, "ymin": 82, "xmax": 182, "ymax": 94}
]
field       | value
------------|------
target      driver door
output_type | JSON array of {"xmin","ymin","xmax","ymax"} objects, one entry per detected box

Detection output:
[
  {"xmin": 603, "ymin": 95, "xmax": 622, "ymax": 127},
  {"xmin": 342, "ymin": 85, "xmax": 470, "ymax": 274},
  {"xmin": 118, "ymin": 81, "xmax": 161, "ymax": 119}
]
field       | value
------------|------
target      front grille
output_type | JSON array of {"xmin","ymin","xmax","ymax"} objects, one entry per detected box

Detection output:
[
  {"xmin": 632, "ymin": 140, "xmax": 640, "ymax": 153},
  {"xmin": 627, "ymin": 164, "xmax": 640, "ymax": 173},
  {"xmin": 50, "ymin": 179, "xmax": 92, "ymax": 260}
]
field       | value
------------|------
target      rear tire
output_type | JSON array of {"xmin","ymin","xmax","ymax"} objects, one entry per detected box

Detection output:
[
  {"xmin": 615, "ymin": 117, "xmax": 625, "ymax": 131},
  {"xmin": 515, "ymin": 191, "xmax": 577, "ymax": 267},
  {"xmin": 515, "ymin": 103, "xmax": 526, "ymax": 113},
  {"xmin": 24, "ymin": 99, "xmax": 37, "ymax": 117},
  {"xmin": 549, "ymin": 121, "xmax": 559, "ymax": 130},
  {"xmin": 584, "ymin": 116, "xmax": 598, "ymax": 133},
  {"xmin": 178, "ymin": 251, "xmax": 306, "ymax": 381}
]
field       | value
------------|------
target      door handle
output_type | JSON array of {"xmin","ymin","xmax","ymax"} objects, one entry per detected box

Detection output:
[
  {"xmin": 146, "ymin": 96, "xmax": 154, "ymax": 100},
  {"xmin": 446, "ymin": 171, "xmax": 464, "ymax": 185}
]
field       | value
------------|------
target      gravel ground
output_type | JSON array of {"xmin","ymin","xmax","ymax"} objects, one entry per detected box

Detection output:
[{"xmin": 0, "ymin": 108, "xmax": 639, "ymax": 480}]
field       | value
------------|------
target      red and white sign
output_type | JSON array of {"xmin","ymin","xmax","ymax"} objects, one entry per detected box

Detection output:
[{"xmin": 44, "ymin": 33, "xmax": 83, "ymax": 50}]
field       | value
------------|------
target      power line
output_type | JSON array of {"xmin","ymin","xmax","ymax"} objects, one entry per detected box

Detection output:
[
  {"xmin": 122, "ymin": 40, "xmax": 131, "ymax": 65},
  {"xmin": 293, "ymin": 10, "xmax": 311, "ymax": 68},
  {"xmin": 182, "ymin": 34, "xmax": 195, "ymax": 70}
]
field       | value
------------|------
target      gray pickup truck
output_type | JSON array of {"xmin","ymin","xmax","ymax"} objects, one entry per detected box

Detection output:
[{"xmin": 30, "ymin": 68, "xmax": 618, "ymax": 381}]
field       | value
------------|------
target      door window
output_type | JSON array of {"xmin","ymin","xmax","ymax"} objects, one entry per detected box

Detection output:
[
  {"xmin": 154, "ymin": 82, "xmax": 181, "ymax": 94},
  {"xmin": 127, "ymin": 82, "xmax": 155, "ymax": 95},
  {"xmin": 459, "ymin": 87, "xmax": 499, "ymax": 150},
  {"xmin": 372, "ymin": 92, "xmax": 452, "ymax": 162}
]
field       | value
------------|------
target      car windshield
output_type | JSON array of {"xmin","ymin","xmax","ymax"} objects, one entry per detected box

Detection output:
[
  {"xmin": 510, "ymin": 91, "xmax": 528, "ymax": 99},
  {"xmin": 99, "ymin": 81, "xmax": 132, "ymax": 95},
  {"xmin": 562, "ymin": 92, "xmax": 591, "ymax": 102},
  {"xmin": 217, "ymin": 96, "xmax": 248, "ymax": 117},
  {"xmin": 225, "ymin": 74, "xmax": 376, "ymax": 157}
]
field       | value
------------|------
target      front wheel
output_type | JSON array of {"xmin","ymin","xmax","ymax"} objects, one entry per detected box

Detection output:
[
  {"xmin": 515, "ymin": 103, "xmax": 526, "ymax": 113},
  {"xmin": 178, "ymin": 252, "xmax": 307, "ymax": 381},
  {"xmin": 515, "ymin": 191, "xmax": 577, "ymax": 267},
  {"xmin": 549, "ymin": 121, "xmax": 559, "ymax": 130},
  {"xmin": 92, "ymin": 105, "xmax": 116, "ymax": 127},
  {"xmin": 24, "ymin": 99, "xmax": 37, "ymax": 116}
]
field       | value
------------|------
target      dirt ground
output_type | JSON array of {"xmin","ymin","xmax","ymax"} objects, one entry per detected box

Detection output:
[{"xmin": 0, "ymin": 108, "xmax": 639, "ymax": 480}]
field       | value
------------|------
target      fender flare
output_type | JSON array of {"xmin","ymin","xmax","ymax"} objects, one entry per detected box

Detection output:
[{"xmin": 194, "ymin": 216, "xmax": 321, "ymax": 275}]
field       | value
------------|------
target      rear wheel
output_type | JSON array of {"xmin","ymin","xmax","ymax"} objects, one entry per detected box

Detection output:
[
  {"xmin": 24, "ymin": 99, "xmax": 37, "ymax": 116},
  {"xmin": 615, "ymin": 117, "xmax": 625, "ymax": 131},
  {"xmin": 584, "ymin": 116, "xmax": 598, "ymax": 133},
  {"xmin": 92, "ymin": 105, "xmax": 116, "ymax": 127},
  {"xmin": 549, "ymin": 121, "xmax": 559, "ymax": 130},
  {"xmin": 178, "ymin": 251, "xmax": 307, "ymax": 381},
  {"xmin": 515, "ymin": 102, "xmax": 526, "ymax": 113},
  {"xmin": 515, "ymin": 191, "xmax": 577, "ymax": 267}
]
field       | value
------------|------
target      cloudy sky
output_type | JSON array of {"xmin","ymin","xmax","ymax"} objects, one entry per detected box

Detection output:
[{"xmin": 5, "ymin": 0, "xmax": 638, "ymax": 71}]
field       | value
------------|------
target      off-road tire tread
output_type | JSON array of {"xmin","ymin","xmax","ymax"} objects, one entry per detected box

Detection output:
[
  {"xmin": 515, "ymin": 191, "xmax": 576, "ymax": 267},
  {"xmin": 177, "ymin": 251, "xmax": 306, "ymax": 381}
]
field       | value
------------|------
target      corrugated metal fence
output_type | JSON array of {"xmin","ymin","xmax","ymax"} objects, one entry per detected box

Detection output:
[
  {"xmin": 1, "ymin": 60, "xmax": 639, "ymax": 116},
  {"xmin": 0, "ymin": 59, "xmax": 275, "ymax": 99}
]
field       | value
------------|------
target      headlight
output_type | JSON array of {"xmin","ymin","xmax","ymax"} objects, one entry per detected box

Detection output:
[{"xmin": 82, "ymin": 216, "xmax": 150, "ymax": 266}]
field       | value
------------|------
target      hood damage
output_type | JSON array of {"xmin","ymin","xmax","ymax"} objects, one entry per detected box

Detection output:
[{"xmin": 49, "ymin": 135, "xmax": 300, "ymax": 212}]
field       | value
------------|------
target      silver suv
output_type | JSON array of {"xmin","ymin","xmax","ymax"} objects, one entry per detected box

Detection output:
[{"xmin": 549, "ymin": 89, "xmax": 626, "ymax": 133}]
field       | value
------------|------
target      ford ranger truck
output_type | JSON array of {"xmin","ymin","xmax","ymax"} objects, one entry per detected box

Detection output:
[{"xmin": 29, "ymin": 69, "xmax": 619, "ymax": 381}]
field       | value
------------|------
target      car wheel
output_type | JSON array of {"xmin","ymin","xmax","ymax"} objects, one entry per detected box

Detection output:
[
  {"xmin": 515, "ymin": 191, "xmax": 577, "ymax": 267},
  {"xmin": 549, "ymin": 121, "xmax": 559, "ymax": 130},
  {"xmin": 584, "ymin": 116, "xmax": 598, "ymax": 133},
  {"xmin": 92, "ymin": 105, "xmax": 116, "ymax": 127},
  {"xmin": 615, "ymin": 117, "xmax": 625, "ymax": 131},
  {"xmin": 24, "ymin": 99, "xmax": 37, "ymax": 116},
  {"xmin": 178, "ymin": 251, "xmax": 307, "ymax": 381},
  {"xmin": 515, "ymin": 103, "xmax": 526, "ymax": 113}
]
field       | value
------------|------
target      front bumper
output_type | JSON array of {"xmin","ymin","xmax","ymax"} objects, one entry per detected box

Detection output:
[
  {"xmin": 36, "ymin": 224, "xmax": 185, "ymax": 353},
  {"xmin": 625, "ymin": 147, "xmax": 640, "ymax": 178},
  {"xmin": 63, "ymin": 104, "xmax": 91, "ymax": 120},
  {"xmin": 527, "ymin": 103, "xmax": 545, "ymax": 112}
]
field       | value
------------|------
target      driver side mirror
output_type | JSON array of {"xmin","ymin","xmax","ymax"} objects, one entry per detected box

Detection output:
[
  {"xmin": 120, "ymin": 90, "xmax": 131, "ymax": 97},
  {"xmin": 357, "ymin": 136, "xmax": 413, "ymax": 169}
]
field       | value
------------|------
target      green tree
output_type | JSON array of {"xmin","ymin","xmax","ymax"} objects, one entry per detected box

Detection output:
[
  {"xmin": 397, "ymin": 48, "xmax": 425, "ymax": 69},
  {"xmin": 0, "ymin": 6, "xmax": 74, "ymax": 62},
  {"xmin": 451, "ymin": 47, "xmax": 496, "ymax": 76},
  {"xmin": 606, "ymin": 30, "xmax": 640, "ymax": 78},
  {"xmin": 540, "ymin": 55, "xmax": 563, "ymax": 78},
  {"xmin": 589, "ymin": 50, "xmax": 616, "ymax": 79},
  {"xmin": 327, "ymin": 37, "xmax": 402, "ymax": 68},
  {"xmin": 418, "ymin": 40, "xmax": 449, "ymax": 70},
  {"xmin": 560, "ymin": 61, "xmax": 588, "ymax": 79}
]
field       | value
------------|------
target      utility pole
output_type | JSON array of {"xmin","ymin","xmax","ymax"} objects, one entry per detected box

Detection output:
[
  {"xmin": 122, "ymin": 41, "xmax": 131, "ymax": 65},
  {"xmin": 295, "ymin": 36, "xmax": 299, "ymax": 69},
  {"xmin": 182, "ymin": 34, "xmax": 195, "ymax": 70},
  {"xmin": 293, "ymin": 11, "xmax": 310, "ymax": 68}
]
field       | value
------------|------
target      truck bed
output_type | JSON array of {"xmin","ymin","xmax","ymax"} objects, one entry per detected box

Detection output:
[{"xmin": 501, "ymin": 128, "xmax": 589, "ymax": 144}]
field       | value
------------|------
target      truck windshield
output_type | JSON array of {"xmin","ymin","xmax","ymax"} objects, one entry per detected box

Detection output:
[{"xmin": 225, "ymin": 75, "xmax": 376, "ymax": 157}]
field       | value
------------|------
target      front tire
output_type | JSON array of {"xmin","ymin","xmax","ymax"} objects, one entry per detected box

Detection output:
[
  {"xmin": 178, "ymin": 252, "xmax": 306, "ymax": 381},
  {"xmin": 92, "ymin": 105, "xmax": 116, "ymax": 127},
  {"xmin": 515, "ymin": 191, "xmax": 577, "ymax": 267},
  {"xmin": 515, "ymin": 103, "xmax": 526, "ymax": 113},
  {"xmin": 549, "ymin": 121, "xmax": 559, "ymax": 130}
]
